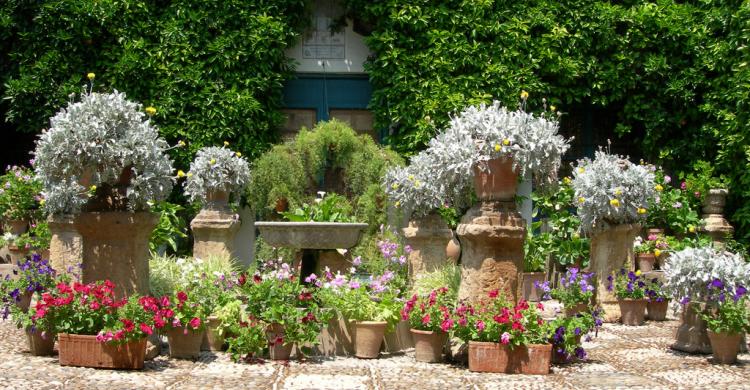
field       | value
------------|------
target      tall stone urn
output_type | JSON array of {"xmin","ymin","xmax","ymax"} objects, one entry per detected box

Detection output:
[
  {"xmin": 47, "ymin": 214, "xmax": 82, "ymax": 275},
  {"xmin": 191, "ymin": 191, "xmax": 240, "ymax": 260},
  {"xmin": 74, "ymin": 212, "xmax": 158, "ymax": 298},
  {"xmin": 402, "ymin": 212, "xmax": 456, "ymax": 285},
  {"xmin": 700, "ymin": 189, "xmax": 733, "ymax": 248},
  {"xmin": 588, "ymin": 223, "xmax": 640, "ymax": 322},
  {"xmin": 671, "ymin": 302, "xmax": 712, "ymax": 354},
  {"xmin": 458, "ymin": 158, "xmax": 526, "ymax": 303}
]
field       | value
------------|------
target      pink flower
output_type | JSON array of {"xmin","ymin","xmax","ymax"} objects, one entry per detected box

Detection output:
[
  {"xmin": 488, "ymin": 289, "xmax": 499, "ymax": 298},
  {"xmin": 680, "ymin": 182, "xmax": 687, "ymax": 190},
  {"xmin": 160, "ymin": 296, "xmax": 171, "ymax": 307},
  {"xmin": 500, "ymin": 332, "xmax": 511, "ymax": 345},
  {"xmin": 140, "ymin": 323, "xmax": 153, "ymax": 335},
  {"xmin": 476, "ymin": 320, "xmax": 485, "ymax": 332},
  {"xmin": 440, "ymin": 319, "xmax": 454, "ymax": 332},
  {"xmin": 176, "ymin": 291, "xmax": 188, "ymax": 302},
  {"xmin": 421, "ymin": 314, "xmax": 431, "ymax": 326},
  {"xmin": 188, "ymin": 317, "xmax": 201, "ymax": 329}
]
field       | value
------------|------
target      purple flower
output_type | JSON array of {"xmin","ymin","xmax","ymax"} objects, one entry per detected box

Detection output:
[
  {"xmin": 304, "ymin": 273, "xmax": 317, "ymax": 283},
  {"xmin": 680, "ymin": 181, "xmax": 687, "ymax": 190},
  {"xmin": 672, "ymin": 201, "xmax": 682, "ymax": 209},
  {"xmin": 574, "ymin": 327, "xmax": 581, "ymax": 336},
  {"xmin": 710, "ymin": 279, "xmax": 724, "ymax": 290},
  {"xmin": 574, "ymin": 347, "xmax": 587, "ymax": 360},
  {"xmin": 348, "ymin": 280, "xmax": 360, "ymax": 289},
  {"xmin": 679, "ymin": 296, "xmax": 691, "ymax": 305},
  {"xmin": 352, "ymin": 256, "xmax": 362, "ymax": 266}
]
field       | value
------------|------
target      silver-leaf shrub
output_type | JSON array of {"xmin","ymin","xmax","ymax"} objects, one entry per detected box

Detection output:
[
  {"xmin": 572, "ymin": 151, "xmax": 655, "ymax": 233},
  {"xmin": 663, "ymin": 246, "xmax": 750, "ymax": 304},
  {"xmin": 34, "ymin": 91, "xmax": 174, "ymax": 214},
  {"xmin": 183, "ymin": 146, "xmax": 250, "ymax": 204}
]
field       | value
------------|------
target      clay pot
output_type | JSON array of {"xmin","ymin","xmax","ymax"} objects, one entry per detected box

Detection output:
[
  {"xmin": 522, "ymin": 272, "xmax": 546, "ymax": 302},
  {"xmin": 636, "ymin": 253, "xmax": 656, "ymax": 272},
  {"xmin": 26, "ymin": 329, "xmax": 55, "ymax": 356},
  {"xmin": 468, "ymin": 341, "xmax": 511, "ymax": 373},
  {"xmin": 354, "ymin": 321, "xmax": 387, "ymax": 359},
  {"xmin": 410, "ymin": 329, "xmax": 447, "ymax": 363},
  {"xmin": 646, "ymin": 228, "xmax": 664, "ymax": 237},
  {"xmin": 5, "ymin": 219, "xmax": 28, "ymax": 235},
  {"xmin": 266, "ymin": 323, "xmax": 294, "ymax": 360},
  {"xmin": 472, "ymin": 157, "xmax": 518, "ymax": 202},
  {"xmin": 702, "ymin": 189, "xmax": 728, "ymax": 215},
  {"xmin": 516, "ymin": 344, "xmax": 552, "ymax": 375},
  {"xmin": 618, "ymin": 299, "xmax": 647, "ymax": 326},
  {"xmin": 58, "ymin": 333, "xmax": 146, "ymax": 369},
  {"xmin": 564, "ymin": 303, "xmax": 589, "ymax": 318},
  {"xmin": 275, "ymin": 198, "xmax": 289, "ymax": 213},
  {"xmin": 201, "ymin": 316, "xmax": 225, "ymax": 352},
  {"xmin": 204, "ymin": 190, "xmax": 231, "ymax": 212},
  {"xmin": 166, "ymin": 327, "xmax": 205, "ymax": 359},
  {"xmin": 708, "ymin": 331, "xmax": 742, "ymax": 364},
  {"xmin": 445, "ymin": 233, "xmax": 461, "ymax": 262},
  {"xmin": 647, "ymin": 299, "xmax": 669, "ymax": 321}
]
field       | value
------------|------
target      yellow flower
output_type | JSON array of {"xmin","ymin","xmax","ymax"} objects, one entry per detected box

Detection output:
[
  {"xmin": 654, "ymin": 249, "xmax": 662, "ymax": 258},
  {"xmin": 391, "ymin": 183, "xmax": 399, "ymax": 190},
  {"xmin": 610, "ymin": 199, "xmax": 620, "ymax": 207},
  {"xmin": 408, "ymin": 174, "xmax": 415, "ymax": 181},
  {"xmin": 177, "ymin": 140, "xmax": 186, "ymax": 148},
  {"xmin": 395, "ymin": 201, "xmax": 401, "ymax": 207},
  {"xmin": 688, "ymin": 225, "xmax": 696, "ymax": 233},
  {"xmin": 223, "ymin": 141, "xmax": 229, "ymax": 147},
  {"xmin": 563, "ymin": 177, "xmax": 571, "ymax": 184},
  {"xmin": 177, "ymin": 170, "xmax": 185, "ymax": 178},
  {"xmin": 502, "ymin": 139, "xmax": 511, "ymax": 146},
  {"xmin": 414, "ymin": 180, "xmax": 421, "ymax": 188},
  {"xmin": 186, "ymin": 173, "xmax": 193, "ymax": 178},
  {"xmin": 577, "ymin": 167, "xmax": 585, "ymax": 174},
  {"xmin": 39, "ymin": 199, "xmax": 46, "ymax": 206},
  {"xmin": 87, "ymin": 72, "xmax": 95, "ymax": 80},
  {"xmin": 236, "ymin": 152, "xmax": 242, "ymax": 157},
  {"xmin": 635, "ymin": 270, "xmax": 642, "ymax": 276},
  {"xmin": 494, "ymin": 143, "xmax": 501, "ymax": 152},
  {"xmin": 578, "ymin": 197, "xmax": 585, "ymax": 204},
  {"xmin": 572, "ymin": 233, "xmax": 580, "ymax": 240},
  {"xmin": 637, "ymin": 207, "xmax": 647, "ymax": 215},
  {"xmin": 550, "ymin": 105, "xmax": 556, "ymax": 112},
  {"xmin": 145, "ymin": 106, "xmax": 157, "ymax": 116},
  {"xmin": 210, "ymin": 158, "xmax": 216, "ymax": 165},
  {"xmin": 655, "ymin": 184, "xmax": 664, "ymax": 192},
  {"xmin": 520, "ymin": 90, "xmax": 529, "ymax": 100},
  {"xmin": 614, "ymin": 188, "xmax": 622, "ymax": 196},
  {"xmin": 89, "ymin": 185, "xmax": 97, "ymax": 192}
]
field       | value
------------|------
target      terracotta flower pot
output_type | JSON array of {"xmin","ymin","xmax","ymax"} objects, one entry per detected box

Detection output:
[
  {"xmin": 166, "ymin": 327, "xmax": 205, "ymax": 359},
  {"xmin": 522, "ymin": 272, "xmax": 546, "ymax": 302},
  {"xmin": 16, "ymin": 290, "xmax": 33, "ymax": 313},
  {"xmin": 58, "ymin": 333, "xmax": 146, "ymax": 369},
  {"xmin": 564, "ymin": 303, "xmax": 589, "ymax": 317},
  {"xmin": 5, "ymin": 219, "xmax": 28, "ymax": 235},
  {"xmin": 646, "ymin": 228, "xmax": 664, "ymax": 237},
  {"xmin": 647, "ymin": 299, "xmax": 669, "ymax": 321},
  {"xmin": 201, "ymin": 316, "xmax": 225, "ymax": 352},
  {"xmin": 410, "ymin": 329, "xmax": 447, "ymax": 363},
  {"xmin": 354, "ymin": 321, "xmax": 387, "ymax": 359},
  {"xmin": 516, "ymin": 344, "xmax": 553, "ymax": 375},
  {"xmin": 468, "ymin": 341, "xmax": 511, "ymax": 373},
  {"xmin": 618, "ymin": 299, "xmax": 647, "ymax": 326},
  {"xmin": 266, "ymin": 323, "xmax": 294, "ymax": 360},
  {"xmin": 636, "ymin": 253, "xmax": 656, "ymax": 272},
  {"xmin": 472, "ymin": 157, "xmax": 518, "ymax": 202},
  {"xmin": 708, "ymin": 331, "xmax": 742, "ymax": 364},
  {"xmin": 445, "ymin": 233, "xmax": 461, "ymax": 262},
  {"xmin": 275, "ymin": 198, "xmax": 289, "ymax": 213},
  {"xmin": 26, "ymin": 329, "xmax": 55, "ymax": 356}
]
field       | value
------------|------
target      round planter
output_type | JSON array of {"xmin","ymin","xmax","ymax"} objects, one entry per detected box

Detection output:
[
  {"xmin": 702, "ymin": 189, "xmax": 728, "ymax": 215},
  {"xmin": 201, "ymin": 316, "xmax": 225, "ymax": 352},
  {"xmin": 58, "ymin": 333, "xmax": 146, "ymax": 369},
  {"xmin": 468, "ymin": 341, "xmax": 511, "ymax": 373},
  {"xmin": 402, "ymin": 213, "xmax": 454, "ymax": 284},
  {"xmin": 166, "ymin": 327, "xmax": 205, "ymax": 359},
  {"xmin": 5, "ymin": 219, "xmax": 28, "ymax": 235},
  {"xmin": 636, "ymin": 253, "xmax": 656, "ymax": 272},
  {"xmin": 354, "ymin": 321, "xmax": 387, "ymax": 359},
  {"xmin": 522, "ymin": 272, "xmax": 546, "ymax": 302},
  {"xmin": 646, "ymin": 228, "xmax": 664, "ymax": 237},
  {"xmin": 708, "ymin": 331, "xmax": 742, "ymax": 364},
  {"xmin": 618, "ymin": 299, "xmax": 647, "ymax": 326},
  {"xmin": 410, "ymin": 329, "xmax": 447, "ymax": 363},
  {"xmin": 266, "ymin": 323, "xmax": 294, "ymax": 360},
  {"xmin": 26, "ymin": 329, "xmax": 55, "ymax": 356},
  {"xmin": 446, "ymin": 232, "xmax": 461, "ymax": 262},
  {"xmin": 647, "ymin": 299, "xmax": 669, "ymax": 321},
  {"xmin": 564, "ymin": 303, "xmax": 589, "ymax": 318},
  {"xmin": 472, "ymin": 157, "xmax": 518, "ymax": 202},
  {"xmin": 517, "ymin": 344, "xmax": 553, "ymax": 375}
]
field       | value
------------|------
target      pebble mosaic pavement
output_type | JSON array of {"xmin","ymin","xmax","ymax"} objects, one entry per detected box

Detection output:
[{"xmin": 1, "ymin": 318, "xmax": 749, "ymax": 389}]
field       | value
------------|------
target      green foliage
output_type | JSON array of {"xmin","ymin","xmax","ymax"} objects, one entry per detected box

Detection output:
[
  {"xmin": 532, "ymin": 180, "xmax": 589, "ymax": 268},
  {"xmin": 0, "ymin": 166, "xmax": 42, "ymax": 221},
  {"xmin": 701, "ymin": 298, "xmax": 750, "ymax": 335},
  {"xmin": 683, "ymin": 160, "xmax": 730, "ymax": 201},
  {"xmin": 280, "ymin": 192, "xmax": 356, "ymax": 222},
  {"xmin": 647, "ymin": 167, "xmax": 702, "ymax": 234},
  {"xmin": 225, "ymin": 319, "xmax": 267, "ymax": 362},
  {"xmin": 16, "ymin": 221, "xmax": 51, "ymax": 251},
  {"xmin": 1, "ymin": 0, "xmax": 310, "ymax": 168},
  {"xmin": 149, "ymin": 201, "xmax": 189, "ymax": 255},
  {"xmin": 412, "ymin": 263, "xmax": 461, "ymax": 303},
  {"xmin": 523, "ymin": 231, "xmax": 550, "ymax": 273}
]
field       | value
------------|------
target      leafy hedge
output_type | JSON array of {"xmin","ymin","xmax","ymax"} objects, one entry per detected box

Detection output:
[
  {"xmin": 342, "ymin": 0, "xmax": 750, "ymax": 241},
  {"xmin": 0, "ymin": 0, "xmax": 309, "ymax": 167}
]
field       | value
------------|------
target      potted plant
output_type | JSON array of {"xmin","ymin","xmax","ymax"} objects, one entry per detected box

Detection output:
[
  {"xmin": 633, "ymin": 234, "xmax": 668, "ymax": 272},
  {"xmin": 645, "ymin": 166, "xmax": 702, "ymax": 236},
  {"xmin": 184, "ymin": 145, "xmax": 250, "ymax": 259},
  {"xmin": 224, "ymin": 315, "xmax": 268, "ymax": 363},
  {"xmin": 33, "ymin": 89, "xmax": 174, "ymax": 298},
  {"xmin": 548, "ymin": 311, "xmax": 601, "ymax": 364},
  {"xmin": 157, "ymin": 290, "xmax": 206, "ymax": 359},
  {"xmin": 663, "ymin": 247, "xmax": 750, "ymax": 353},
  {"xmin": 209, "ymin": 299, "xmax": 244, "ymax": 352},
  {"xmin": 10, "ymin": 300, "xmax": 57, "ymax": 356},
  {"xmin": 522, "ymin": 231, "xmax": 549, "ymax": 302},
  {"xmin": 401, "ymin": 287, "xmax": 455, "ymax": 363},
  {"xmin": 241, "ymin": 258, "xmax": 329, "ymax": 360},
  {"xmin": 0, "ymin": 253, "xmax": 58, "ymax": 314},
  {"xmin": 0, "ymin": 165, "xmax": 43, "ymax": 235},
  {"xmin": 645, "ymin": 277, "xmax": 670, "ymax": 321},
  {"xmin": 32, "ymin": 280, "xmax": 157, "ymax": 369},
  {"xmin": 699, "ymin": 279, "xmax": 749, "ymax": 364},
  {"xmin": 608, "ymin": 269, "xmax": 648, "ymax": 326},
  {"xmin": 535, "ymin": 267, "xmax": 595, "ymax": 317}
]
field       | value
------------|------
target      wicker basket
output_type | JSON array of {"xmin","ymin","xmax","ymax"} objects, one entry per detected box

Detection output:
[{"xmin": 58, "ymin": 333, "xmax": 146, "ymax": 369}]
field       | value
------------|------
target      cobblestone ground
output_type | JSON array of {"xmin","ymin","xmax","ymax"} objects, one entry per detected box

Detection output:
[{"xmin": 1, "ymin": 319, "xmax": 749, "ymax": 389}]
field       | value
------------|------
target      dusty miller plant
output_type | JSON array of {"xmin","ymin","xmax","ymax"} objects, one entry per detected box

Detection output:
[
  {"xmin": 662, "ymin": 246, "xmax": 750, "ymax": 305},
  {"xmin": 184, "ymin": 146, "xmax": 250, "ymax": 204},
  {"xmin": 34, "ymin": 90, "xmax": 173, "ymax": 214},
  {"xmin": 572, "ymin": 150, "xmax": 655, "ymax": 233}
]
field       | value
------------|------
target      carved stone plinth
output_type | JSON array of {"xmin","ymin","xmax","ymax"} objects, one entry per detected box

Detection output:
[
  {"xmin": 48, "ymin": 214, "xmax": 82, "ymax": 275},
  {"xmin": 74, "ymin": 212, "xmax": 158, "ymax": 298},
  {"xmin": 589, "ymin": 224, "xmax": 640, "ymax": 322},
  {"xmin": 457, "ymin": 201, "xmax": 526, "ymax": 303},
  {"xmin": 402, "ymin": 213, "xmax": 455, "ymax": 286},
  {"xmin": 191, "ymin": 209, "xmax": 240, "ymax": 260},
  {"xmin": 672, "ymin": 303, "xmax": 712, "ymax": 354},
  {"xmin": 700, "ymin": 189, "xmax": 733, "ymax": 248}
]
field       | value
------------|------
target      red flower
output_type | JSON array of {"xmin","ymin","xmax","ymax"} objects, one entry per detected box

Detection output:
[
  {"xmin": 537, "ymin": 302, "xmax": 544, "ymax": 311},
  {"xmin": 493, "ymin": 314, "xmax": 509, "ymax": 324},
  {"xmin": 512, "ymin": 321, "xmax": 525, "ymax": 332},
  {"xmin": 113, "ymin": 330, "xmax": 125, "ymax": 340},
  {"xmin": 176, "ymin": 291, "xmax": 188, "ymax": 303},
  {"xmin": 188, "ymin": 317, "xmax": 201, "ymax": 329},
  {"xmin": 421, "ymin": 314, "xmax": 431, "ymax": 325},
  {"xmin": 121, "ymin": 319, "xmax": 135, "ymax": 332},
  {"xmin": 139, "ymin": 323, "xmax": 153, "ymax": 335},
  {"xmin": 34, "ymin": 307, "xmax": 46, "ymax": 319},
  {"xmin": 298, "ymin": 291, "xmax": 313, "ymax": 301},
  {"xmin": 488, "ymin": 289, "xmax": 499, "ymax": 298},
  {"xmin": 238, "ymin": 273, "xmax": 247, "ymax": 286},
  {"xmin": 253, "ymin": 274, "xmax": 262, "ymax": 284},
  {"xmin": 89, "ymin": 301, "xmax": 100, "ymax": 310},
  {"xmin": 160, "ymin": 296, "xmax": 171, "ymax": 307},
  {"xmin": 440, "ymin": 318, "xmax": 454, "ymax": 332},
  {"xmin": 153, "ymin": 316, "xmax": 166, "ymax": 328},
  {"xmin": 301, "ymin": 312, "xmax": 317, "ymax": 323},
  {"xmin": 162, "ymin": 309, "xmax": 174, "ymax": 318}
]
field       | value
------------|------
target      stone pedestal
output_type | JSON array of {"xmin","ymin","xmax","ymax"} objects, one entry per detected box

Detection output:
[
  {"xmin": 457, "ymin": 201, "xmax": 526, "ymax": 303},
  {"xmin": 672, "ymin": 303, "xmax": 712, "ymax": 354},
  {"xmin": 402, "ymin": 213, "xmax": 455, "ymax": 285},
  {"xmin": 47, "ymin": 214, "xmax": 82, "ymax": 274},
  {"xmin": 589, "ymin": 224, "xmax": 640, "ymax": 322},
  {"xmin": 74, "ymin": 212, "xmax": 158, "ymax": 298},
  {"xmin": 190, "ymin": 193, "xmax": 240, "ymax": 260},
  {"xmin": 700, "ymin": 189, "xmax": 733, "ymax": 248}
]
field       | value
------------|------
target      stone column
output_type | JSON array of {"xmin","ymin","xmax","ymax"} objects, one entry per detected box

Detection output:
[
  {"xmin": 47, "ymin": 214, "xmax": 82, "ymax": 275},
  {"xmin": 402, "ymin": 212, "xmax": 455, "ymax": 285},
  {"xmin": 190, "ymin": 191, "xmax": 240, "ymax": 260},
  {"xmin": 700, "ymin": 189, "xmax": 733, "ymax": 248},
  {"xmin": 672, "ymin": 302, "xmax": 712, "ymax": 354},
  {"xmin": 457, "ymin": 201, "xmax": 526, "ymax": 303},
  {"xmin": 588, "ymin": 224, "xmax": 640, "ymax": 322},
  {"xmin": 74, "ymin": 212, "xmax": 158, "ymax": 298}
]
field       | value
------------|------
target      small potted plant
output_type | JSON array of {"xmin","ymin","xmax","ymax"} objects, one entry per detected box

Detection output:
[
  {"xmin": 699, "ymin": 279, "xmax": 749, "ymax": 364},
  {"xmin": 0, "ymin": 253, "xmax": 58, "ymax": 313},
  {"xmin": 224, "ymin": 315, "xmax": 268, "ymax": 363},
  {"xmin": 535, "ymin": 267, "xmax": 595, "ymax": 317},
  {"xmin": 158, "ymin": 290, "xmax": 206, "ymax": 359},
  {"xmin": 645, "ymin": 277, "xmax": 670, "ymax": 321},
  {"xmin": 608, "ymin": 269, "xmax": 648, "ymax": 325},
  {"xmin": 548, "ymin": 310, "xmax": 601, "ymax": 364},
  {"xmin": 0, "ymin": 165, "xmax": 43, "ymax": 235},
  {"xmin": 401, "ymin": 287, "xmax": 455, "ymax": 363},
  {"xmin": 522, "ymin": 231, "xmax": 549, "ymax": 302},
  {"xmin": 633, "ymin": 234, "xmax": 668, "ymax": 272},
  {"xmin": 10, "ymin": 300, "xmax": 57, "ymax": 356}
]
